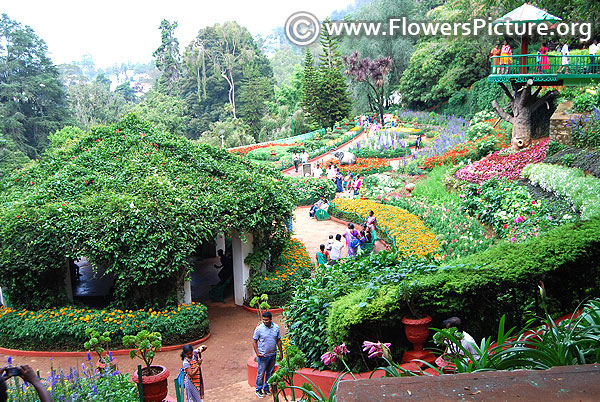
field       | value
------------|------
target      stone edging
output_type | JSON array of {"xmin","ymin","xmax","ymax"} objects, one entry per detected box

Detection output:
[
  {"xmin": 0, "ymin": 332, "xmax": 212, "ymax": 358},
  {"xmin": 241, "ymin": 305, "xmax": 284, "ymax": 315}
]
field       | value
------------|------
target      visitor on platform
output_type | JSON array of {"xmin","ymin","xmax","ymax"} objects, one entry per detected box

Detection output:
[
  {"xmin": 489, "ymin": 43, "xmax": 501, "ymax": 74},
  {"xmin": 253, "ymin": 311, "xmax": 283, "ymax": 398},
  {"xmin": 312, "ymin": 163, "xmax": 322, "ymax": 178},
  {"xmin": 1, "ymin": 365, "xmax": 52, "ymax": 402},
  {"xmin": 309, "ymin": 196, "xmax": 326, "ymax": 218},
  {"xmin": 329, "ymin": 234, "xmax": 345, "ymax": 265},
  {"xmin": 558, "ymin": 41, "xmax": 569, "ymax": 74},
  {"xmin": 181, "ymin": 344, "xmax": 207, "ymax": 402},
  {"xmin": 434, "ymin": 316, "xmax": 480, "ymax": 368},
  {"xmin": 500, "ymin": 40, "xmax": 512, "ymax": 74},
  {"xmin": 301, "ymin": 150, "xmax": 309, "ymax": 164},
  {"xmin": 214, "ymin": 249, "xmax": 233, "ymax": 285},
  {"xmin": 535, "ymin": 49, "xmax": 542, "ymax": 73},
  {"xmin": 588, "ymin": 40, "xmax": 598, "ymax": 74},
  {"xmin": 316, "ymin": 244, "xmax": 329, "ymax": 267},
  {"xmin": 344, "ymin": 223, "xmax": 361, "ymax": 257},
  {"xmin": 540, "ymin": 42, "xmax": 549, "ymax": 72},
  {"xmin": 292, "ymin": 152, "xmax": 300, "ymax": 173}
]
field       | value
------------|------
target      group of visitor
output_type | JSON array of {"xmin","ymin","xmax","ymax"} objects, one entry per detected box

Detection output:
[
  {"xmin": 490, "ymin": 39, "xmax": 598, "ymax": 75},
  {"xmin": 309, "ymin": 195, "xmax": 329, "ymax": 218},
  {"xmin": 315, "ymin": 211, "xmax": 378, "ymax": 266}
]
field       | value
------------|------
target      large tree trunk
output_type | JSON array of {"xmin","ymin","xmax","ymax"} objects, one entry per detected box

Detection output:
[{"xmin": 492, "ymin": 80, "xmax": 559, "ymax": 151}]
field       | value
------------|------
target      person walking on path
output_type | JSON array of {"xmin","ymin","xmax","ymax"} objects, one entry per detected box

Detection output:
[
  {"xmin": 316, "ymin": 244, "xmax": 329, "ymax": 267},
  {"xmin": 558, "ymin": 41, "xmax": 569, "ymax": 74},
  {"xmin": 292, "ymin": 152, "xmax": 300, "ymax": 173},
  {"xmin": 253, "ymin": 311, "xmax": 283, "ymax": 398},
  {"xmin": 181, "ymin": 344, "xmax": 207, "ymax": 402},
  {"xmin": 540, "ymin": 43, "xmax": 549, "ymax": 72},
  {"xmin": 301, "ymin": 150, "xmax": 309, "ymax": 164},
  {"xmin": 344, "ymin": 223, "xmax": 360, "ymax": 257}
]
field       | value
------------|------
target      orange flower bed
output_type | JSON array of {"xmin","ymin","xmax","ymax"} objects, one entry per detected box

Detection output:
[{"xmin": 325, "ymin": 158, "xmax": 391, "ymax": 175}]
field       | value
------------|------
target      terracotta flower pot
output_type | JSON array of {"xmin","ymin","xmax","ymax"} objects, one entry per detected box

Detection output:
[
  {"xmin": 401, "ymin": 315, "xmax": 432, "ymax": 351},
  {"xmin": 132, "ymin": 365, "xmax": 170, "ymax": 402}
]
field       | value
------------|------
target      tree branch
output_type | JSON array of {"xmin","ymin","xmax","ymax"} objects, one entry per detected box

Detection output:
[
  {"xmin": 531, "ymin": 90, "xmax": 559, "ymax": 112},
  {"xmin": 492, "ymin": 100, "xmax": 514, "ymax": 124},
  {"xmin": 498, "ymin": 83, "xmax": 514, "ymax": 102},
  {"xmin": 532, "ymin": 86, "xmax": 542, "ymax": 98}
]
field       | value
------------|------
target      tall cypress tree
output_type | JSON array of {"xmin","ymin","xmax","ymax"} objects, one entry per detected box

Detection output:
[
  {"xmin": 316, "ymin": 19, "xmax": 351, "ymax": 128},
  {"xmin": 301, "ymin": 49, "xmax": 321, "ymax": 128}
]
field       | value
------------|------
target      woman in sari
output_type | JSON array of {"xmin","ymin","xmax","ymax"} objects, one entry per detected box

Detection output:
[
  {"xmin": 489, "ymin": 43, "xmax": 501, "ymax": 74},
  {"xmin": 500, "ymin": 40, "xmax": 512, "ymax": 74}
]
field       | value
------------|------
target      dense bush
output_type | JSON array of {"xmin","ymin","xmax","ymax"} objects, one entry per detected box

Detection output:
[
  {"xmin": 288, "ymin": 177, "xmax": 336, "ymax": 206},
  {"xmin": 352, "ymin": 146, "xmax": 412, "ymax": 158},
  {"xmin": 0, "ymin": 302, "xmax": 209, "ymax": 350},
  {"xmin": 320, "ymin": 218, "xmax": 600, "ymax": 370},
  {"xmin": 0, "ymin": 114, "xmax": 296, "ymax": 309},
  {"xmin": 571, "ymin": 87, "xmax": 600, "ymax": 113},
  {"xmin": 440, "ymin": 78, "xmax": 507, "ymax": 118}
]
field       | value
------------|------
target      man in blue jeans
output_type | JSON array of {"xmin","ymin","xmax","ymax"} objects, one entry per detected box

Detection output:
[{"xmin": 252, "ymin": 311, "xmax": 283, "ymax": 398}]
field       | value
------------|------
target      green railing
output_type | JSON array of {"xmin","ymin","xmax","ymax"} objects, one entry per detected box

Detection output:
[{"xmin": 489, "ymin": 53, "xmax": 600, "ymax": 82}]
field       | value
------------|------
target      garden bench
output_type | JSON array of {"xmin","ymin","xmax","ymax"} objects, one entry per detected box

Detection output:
[
  {"xmin": 315, "ymin": 199, "xmax": 332, "ymax": 221},
  {"xmin": 209, "ymin": 277, "xmax": 231, "ymax": 303}
]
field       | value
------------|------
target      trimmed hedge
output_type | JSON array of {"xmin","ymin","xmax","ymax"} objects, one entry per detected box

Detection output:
[{"xmin": 325, "ymin": 218, "xmax": 600, "ymax": 368}]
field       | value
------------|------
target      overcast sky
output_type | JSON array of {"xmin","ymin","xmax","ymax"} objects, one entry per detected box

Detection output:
[{"xmin": 3, "ymin": 0, "xmax": 354, "ymax": 68}]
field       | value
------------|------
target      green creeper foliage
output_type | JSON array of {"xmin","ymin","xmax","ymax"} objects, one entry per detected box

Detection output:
[{"xmin": 0, "ymin": 114, "xmax": 295, "ymax": 309}]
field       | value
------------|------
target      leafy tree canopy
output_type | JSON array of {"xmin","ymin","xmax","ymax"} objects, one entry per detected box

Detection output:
[
  {"xmin": 0, "ymin": 13, "xmax": 71, "ymax": 158},
  {"xmin": 0, "ymin": 114, "xmax": 295, "ymax": 309}
]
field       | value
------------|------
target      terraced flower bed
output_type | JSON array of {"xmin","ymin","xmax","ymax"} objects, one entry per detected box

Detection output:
[{"xmin": 329, "ymin": 198, "xmax": 439, "ymax": 258}]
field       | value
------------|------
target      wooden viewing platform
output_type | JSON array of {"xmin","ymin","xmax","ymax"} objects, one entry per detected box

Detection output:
[{"xmin": 489, "ymin": 54, "xmax": 600, "ymax": 86}]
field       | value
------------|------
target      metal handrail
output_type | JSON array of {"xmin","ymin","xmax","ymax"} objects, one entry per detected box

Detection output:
[{"xmin": 490, "ymin": 53, "xmax": 599, "ymax": 75}]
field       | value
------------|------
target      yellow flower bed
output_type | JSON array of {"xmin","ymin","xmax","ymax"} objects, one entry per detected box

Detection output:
[{"xmin": 330, "ymin": 198, "xmax": 439, "ymax": 258}]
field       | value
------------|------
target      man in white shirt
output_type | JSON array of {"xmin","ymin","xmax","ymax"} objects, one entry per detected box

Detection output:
[
  {"xmin": 329, "ymin": 234, "xmax": 345, "ymax": 265},
  {"xmin": 588, "ymin": 40, "xmax": 598, "ymax": 74},
  {"xmin": 301, "ymin": 151, "xmax": 309, "ymax": 164},
  {"xmin": 312, "ymin": 163, "xmax": 322, "ymax": 178},
  {"xmin": 326, "ymin": 164, "xmax": 336, "ymax": 181}
]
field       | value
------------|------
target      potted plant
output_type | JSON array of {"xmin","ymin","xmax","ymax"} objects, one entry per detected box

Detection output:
[
  {"xmin": 432, "ymin": 327, "xmax": 464, "ymax": 373},
  {"xmin": 398, "ymin": 281, "xmax": 432, "ymax": 352},
  {"xmin": 123, "ymin": 330, "xmax": 169, "ymax": 402},
  {"xmin": 83, "ymin": 328, "xmax": 116, "ymax": 371}
]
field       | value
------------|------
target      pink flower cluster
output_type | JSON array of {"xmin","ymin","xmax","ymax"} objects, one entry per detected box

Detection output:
[
  {"xmin": 362, "ymin": 340, "xmax": 391, "ymax": 359},
  {"xmin": 320, "ymin": 343, "xmax": 349, "ymax": 366},
  {"xmin": 454, "ymin": 139, "xmax": 549, "ymax": 184}
]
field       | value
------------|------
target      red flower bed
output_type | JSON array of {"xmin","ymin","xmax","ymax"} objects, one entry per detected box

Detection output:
[
  {"xmin": 454, "ymin": 139, "xmax": 549, "ymax": 184},
  {"xmin": 229, "ymin": 142, "xmax": 300, "ymax": 155},
  {"xmin": 325, "ymin": 158, "xmax": 391, "ymax": 175}
]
